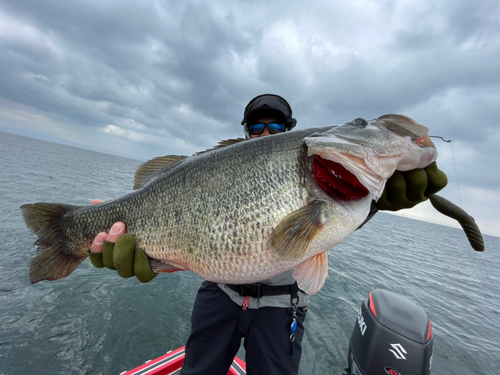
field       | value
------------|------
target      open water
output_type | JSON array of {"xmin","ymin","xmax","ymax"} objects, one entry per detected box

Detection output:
[{"xmin": 0, "ymin": 130, "xmax": 499, "ymax": 375}]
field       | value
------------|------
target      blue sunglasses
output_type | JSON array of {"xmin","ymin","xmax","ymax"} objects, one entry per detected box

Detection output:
[{"xmin": 250, "ymin": 122, "xmax": 285, "ymax": 135}]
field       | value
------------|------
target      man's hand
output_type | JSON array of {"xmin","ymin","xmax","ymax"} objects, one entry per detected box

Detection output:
[
  {"xmin": 87, "ymin": 201, "xmax": 157, "ymax": 283},
  {"xmin": 375, "ymin": 162, "xmax": 448, "ymax": 211}
]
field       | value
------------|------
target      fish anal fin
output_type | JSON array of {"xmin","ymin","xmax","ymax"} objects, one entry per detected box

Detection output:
[
  {"xmin": 134, "ymin": 155, "xmax": 187, "ymax": 190},
  {"xmin": 269, "ymin": 200, "xmax": 331, "ymax": 261},
  {"xmin": 293, "ymin": 252, "xmax": 328, "ymax": 295},
  {"xmin": 150, "ymin": 259, "xmax": 188, "ymax": 273}
]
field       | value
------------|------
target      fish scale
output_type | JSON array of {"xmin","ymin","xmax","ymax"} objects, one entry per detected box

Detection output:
[
  {"xmin": 109, "ymin": 133, "xmax": 307, "ymax": 282},
  {"xmin": 23, "ymin": 115, "xmax": 473, "ymax": 294}
]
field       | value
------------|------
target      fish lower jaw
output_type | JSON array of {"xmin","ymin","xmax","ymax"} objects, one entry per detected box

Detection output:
[
  {"xmin": 352, "ymin": 173, "xmax": 385, "ymax": 200},
  {"xmin": 321, "ymin": 156, "xmax": 391, "ymax": 201}
]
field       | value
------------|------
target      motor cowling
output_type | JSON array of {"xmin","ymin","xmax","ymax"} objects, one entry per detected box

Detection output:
[{"xmin": 348, "ymin": 289, "xmax": 433, "ymax": 375}]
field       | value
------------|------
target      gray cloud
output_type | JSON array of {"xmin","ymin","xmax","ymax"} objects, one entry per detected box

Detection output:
[{"xmin": 0, "ymin": 0, "xmax": 498, "ymax": 234}]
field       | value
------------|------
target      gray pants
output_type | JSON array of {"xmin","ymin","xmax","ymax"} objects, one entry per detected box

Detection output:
[{"xmin": 180, "ymin": 281, "xmax": 307, "ymax": 375}]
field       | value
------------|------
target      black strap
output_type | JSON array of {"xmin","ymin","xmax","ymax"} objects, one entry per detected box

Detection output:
[{"xmin": 226, "ymin": 282, "xmax": 301, "ymax": 299}]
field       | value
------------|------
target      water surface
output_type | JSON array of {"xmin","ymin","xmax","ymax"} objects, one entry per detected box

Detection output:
[{"xmin": 1, "ymin": 131, "xmax": 499, "ymax": 374}]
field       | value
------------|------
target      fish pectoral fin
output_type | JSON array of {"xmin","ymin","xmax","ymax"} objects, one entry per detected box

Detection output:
[
  {"xmin": 269, "ymin": 200, "xmax": 330, "ymax": 261},
  {"xmin": 134, "ymin": 155, "xmax": 188, "ymax": 189},
  {"xmin": 293, "ymin": 252, "xmax": 328, "ymax": 295}
]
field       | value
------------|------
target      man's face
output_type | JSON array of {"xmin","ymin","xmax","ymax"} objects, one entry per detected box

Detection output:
[{"xmin": 250, "ymin": 116, "xmax": 279, "ymax": 139}]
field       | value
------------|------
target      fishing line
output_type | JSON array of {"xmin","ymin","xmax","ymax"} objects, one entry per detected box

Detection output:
[
  {"xmin": 449, "ymin": 142, "xmax": 462, "ymax": 207},
  {"xmin": 431, "ymin": 136, "xmax": 498, "ymax": 309},
  {"xmin": 430, "ymin": 135, "xmax": 461, "ymax": 206}
]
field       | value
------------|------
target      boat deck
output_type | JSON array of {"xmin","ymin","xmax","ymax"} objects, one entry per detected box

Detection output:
[{"xmin": 121, "ymin": 346, "xmax": 246, "ymax": 375}]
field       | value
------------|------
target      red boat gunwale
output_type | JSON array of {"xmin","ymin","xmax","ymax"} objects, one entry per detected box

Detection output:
[{"xmin": 121, "ymin": 346, "xmax": 246, "ymax": 375}]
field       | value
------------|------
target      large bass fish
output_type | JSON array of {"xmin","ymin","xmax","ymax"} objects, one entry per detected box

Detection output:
[{"xmin": 21, "ymin": 115, "xmax": 482, "ymax": 294}]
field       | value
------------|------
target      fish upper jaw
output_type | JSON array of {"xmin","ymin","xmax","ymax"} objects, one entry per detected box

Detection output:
[
  {"xmin": 304, "ymin": 115, "xmax": 439, "ymax": 202},
  {"xmin": 395, "ymin": 141, "xmax": 438, "ymax": 170}
]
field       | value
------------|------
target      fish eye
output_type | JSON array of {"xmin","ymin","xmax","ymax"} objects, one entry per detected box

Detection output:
[{"xmin": 353, "ymin": 118, "xmax": 367, "ymax": 127}]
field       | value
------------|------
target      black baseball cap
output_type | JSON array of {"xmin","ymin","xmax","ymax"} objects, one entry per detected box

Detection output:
[{"xmin": 241, "ymin": 94, "xmax": 297, "ymax": 131}]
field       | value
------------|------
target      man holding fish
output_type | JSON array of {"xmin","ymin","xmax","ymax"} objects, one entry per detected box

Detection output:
[{"xmin": 87, "ymin": 94, "xmax": 448, "ymax": 375}]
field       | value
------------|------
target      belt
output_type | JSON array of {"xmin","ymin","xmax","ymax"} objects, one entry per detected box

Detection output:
[{"xmin": 226, "ymin": 282, "xmax": 300, "ymax": 299}]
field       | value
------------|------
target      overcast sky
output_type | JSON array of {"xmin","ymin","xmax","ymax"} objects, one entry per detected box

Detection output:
[{"xmin": 1, "ymin": 0, "xmax": 499, "ymax": 237}]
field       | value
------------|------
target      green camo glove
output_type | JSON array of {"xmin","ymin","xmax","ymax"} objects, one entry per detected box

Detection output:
[
  {"xmin": 375, "ymin": 162, "xmax": 448, "ymax": 211},
  {"xmin": 87, "ymin": 234, "xmax": 157, "ymax": 283}
]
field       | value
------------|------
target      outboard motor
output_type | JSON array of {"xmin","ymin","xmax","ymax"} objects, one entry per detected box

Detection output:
[{"xmin": 348, "ymin": 289, "xmax": 433, "ymax": 375}]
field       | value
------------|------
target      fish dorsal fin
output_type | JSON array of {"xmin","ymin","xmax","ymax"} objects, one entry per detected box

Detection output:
[
  {"xmin": 195, "ymin": 138, "xmax": 247, "ymax": 156},
  {"xmin": 293, "ymin": 252, "xmax": 328, "ymax": 295},
  {"xmin": 134, "ymin": 155, "xmax": 187, "ymax": 189},
  {"xmin": 133, "ymin": 138, "xmax": 246, "ymax": 189},
  {"xmin": 269, "ymin": 200, "xmax": 330, "ymax": 261}
]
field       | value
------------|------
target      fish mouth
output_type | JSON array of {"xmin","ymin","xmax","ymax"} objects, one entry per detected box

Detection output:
[{"xmin": 312, "ymin": 155, "xmax": 369, "ymax": 201}]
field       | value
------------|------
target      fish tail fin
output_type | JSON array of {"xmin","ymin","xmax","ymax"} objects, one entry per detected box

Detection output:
[{"xmin": 21, "ymin": 203, "xmax": 86, "ymax": 284}]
